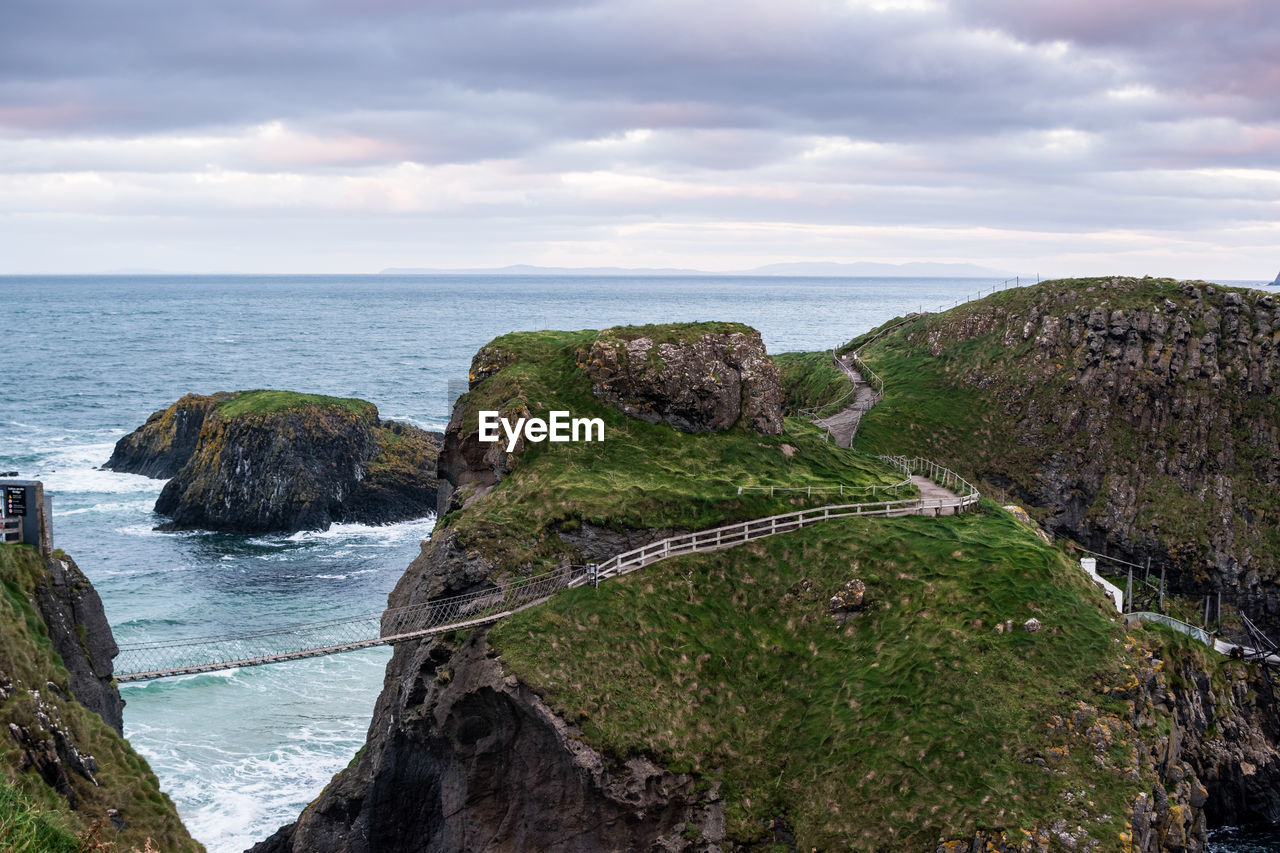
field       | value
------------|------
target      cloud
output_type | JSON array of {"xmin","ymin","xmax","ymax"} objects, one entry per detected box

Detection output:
[{"xmin": 0, "ymin": 0, "xmax": 1276, "ymax": 277}]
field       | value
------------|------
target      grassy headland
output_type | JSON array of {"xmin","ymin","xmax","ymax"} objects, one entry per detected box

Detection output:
[{"xmin": 442, "ymin": 328, "xmax": 913, "ymax": 573}]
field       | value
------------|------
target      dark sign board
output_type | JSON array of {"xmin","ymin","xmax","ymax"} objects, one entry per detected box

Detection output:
[{"xmin": 4, "ymin": 486, "xmax": 27, "ymax": 517}]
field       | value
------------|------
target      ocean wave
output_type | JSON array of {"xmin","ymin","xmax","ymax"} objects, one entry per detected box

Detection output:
[
  {"xmin": 57, "ymin": 497, "xmax": 155, "ymax": 516},
  {"xmin": 279, "ymin": 516, "xmax": 437, "ymax": 545}
]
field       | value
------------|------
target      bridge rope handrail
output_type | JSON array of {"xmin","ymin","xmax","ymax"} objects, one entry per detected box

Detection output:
[{"xmin": 115, "ymin": 569, "xmax": 571, "ymax": 653}]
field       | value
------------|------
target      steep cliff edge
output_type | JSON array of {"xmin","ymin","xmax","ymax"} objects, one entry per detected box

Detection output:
[
  {"xmin": 0, "ymin": 543, "xmax": 200, "ymax": 851},
  {"xmin": 109, "ymin": 390, "xmax": 440, "ymax": 533},
  {"xmin": 248, "ymin": 322, "xmax": 1261, "ymax": 851},
  {"xmin": 251, "ymin": 324, "xmax": 918, "ymax": 851},
  {"xmin": 852, "ymin": 277, "xmax": 1280, "ymax": 632},
  {"xmin": 104, "ymin": 392, "xmax": 230, "ymax": 478}
]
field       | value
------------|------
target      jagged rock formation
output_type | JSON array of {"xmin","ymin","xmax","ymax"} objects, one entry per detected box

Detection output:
[
  {"xmin": 104, "ymin": 392, "xmax": 231, "ymax": 478},
  {"xmin": 0, "ymin": 544, "xmax": 200, "ymax": 850},
  {"xmin": 251, "ymin": 629, "xmax": 724, "ymax": 853},
  {"xmin": 856, "ymin": 277, "xmax": 1280, "ymax": 633},
  {"xmin": 578, "ymin": 324, "xmax": 783, "ymax": 434},
  {"xmin": 31, "ymin": 552, "xmax": 123, "ymax": 734},
  {"xmin": 109, "ymin": 391, "xmax": 440, "ymax": 533}
]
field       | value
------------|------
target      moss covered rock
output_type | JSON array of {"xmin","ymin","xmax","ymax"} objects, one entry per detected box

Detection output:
[
  {"xmin": 104, "ymin": 392, "xmax": 231, "ymax": 479},
  {"xmin": 112, "ymin": 391, "xmax": 440, "ymax": 534},
  {"xmin": 577, "ymin": 323, "xmax": 784, "ymax": 434}
]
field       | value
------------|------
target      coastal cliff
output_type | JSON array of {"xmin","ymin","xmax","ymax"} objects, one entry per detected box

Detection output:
[
  {"xmin": 109, "ymin": 390, "xmax": 440, "ymax": 533},
  {"xmin": 247, "ymin": 322, "xmax": 1276, "ymax": 851},
  {"xmin": 0, "ymin": 543, "xmax": 200, "ymax": 851},
  {"xmin": 853, "ymin": 277, "xmax": 1280, "ymax": 634}
]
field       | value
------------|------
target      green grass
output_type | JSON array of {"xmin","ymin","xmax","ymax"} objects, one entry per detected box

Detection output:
[
  {"xmin": 0, "ymin": 781, "xmax": 79, "ymax": 853},
  {"xmin": 491, "ymin": 502, "xmax": 1153, "ymax": 849},
  {"xmin": 215, "ymin": 389, "xmax": 376, "ymax": 419},
  {"xmin": 444, "ymin": 326, "xmax": 914, "ymax": 572},
  {"xmin": 0, "ymin": 544, "xmax": 202, "ymax": 852},
  {"xmin": 773, "ymin": 350, "xmax": 851, "ymax": 414},
  {"xmin": 595, "ymin": 321, "xmax": 758, "ymax": 346}
]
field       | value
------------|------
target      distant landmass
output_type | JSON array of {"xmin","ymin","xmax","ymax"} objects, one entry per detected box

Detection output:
[
  {"xmin": 380, "ymin": 261, "xmax": 1012, "ymax": 278},
  {"xmin": 1273, "ymin": 270, "xmax": 1280, "ymax": 286}
]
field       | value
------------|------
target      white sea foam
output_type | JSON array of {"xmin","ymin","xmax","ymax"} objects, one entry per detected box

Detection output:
[
  {"xmin": 279, "ymin": 515, "xmax": 436, "ymax": 545},
  {"xmin": 30, "ymin": 441, "xmax": 165, "ymax": 496},
  {"xmin": 58, "ymin": 497, "xmax": 155, "ymax": 516}
]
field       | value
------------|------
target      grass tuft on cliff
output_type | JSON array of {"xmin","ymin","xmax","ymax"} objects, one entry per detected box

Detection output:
[
  {"xmin": 492, "ymin": 502, "xmax": 1155, "ymax": 849},
  {"xmin": 0, "ymin": 544, "xmax": 202, "ymax": 852},
  {"xmin": 215, "ymin": 389, "xmax": 376, "ymax": 419},
  {"xmin": 446, "ymin": 326, "xmax": 913, "ymax": 572},
  {"xmin": 0, "ymin": 781, "xmax": 79, "ymax": 852}
]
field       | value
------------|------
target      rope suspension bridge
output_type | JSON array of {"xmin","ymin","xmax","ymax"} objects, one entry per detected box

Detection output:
[{"xmin": 115, "ymin": 456, "xmax": 980, "ymax": 682}]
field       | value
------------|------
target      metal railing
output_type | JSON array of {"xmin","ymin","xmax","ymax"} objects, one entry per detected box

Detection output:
[{"xmin": 1125, "ymin": 612, "xmax": 1213, "ymax": 647}]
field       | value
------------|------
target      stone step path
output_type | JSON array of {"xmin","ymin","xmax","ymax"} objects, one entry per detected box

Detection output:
[
  {"xmin": 813, "ymin": 354, "xmax": 879, "ymax": 447},
  {"xmin": 909, "ymin": 475, "xmax": 963, "ymax": 515}
]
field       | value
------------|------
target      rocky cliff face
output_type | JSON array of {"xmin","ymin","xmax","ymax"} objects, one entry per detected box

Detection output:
[
  {"xmin": 578, "ymin": 325, "xmax": 783, "ymax": 435},
  {"xmin": 250, "ymin": 497, "xmax": 701, "ymax": 853},
  {"xmin": 860, "ymin": 277, "xmax": 1280, "ymax": 632},
  {"xmin": 0, "ymin": 544, "xmax": 200, "ymax": 850},
  {"xmin": 105, "ymin": 392, "xmax": 230, "ymax": 478},
  {"xmin": 31, "ymin": 552, "xmax": 123, "ymax": 734},
  {"xmin": 1160, "ymin": 644, "xmax": 1280, "ymax": 831},
  {"xmin": 252, "ymin": 629, "xmax": 723, "ymax": 853},
  {"xmin": 111, "ymin": 391, "xmax": 440, "ymax": 533}
]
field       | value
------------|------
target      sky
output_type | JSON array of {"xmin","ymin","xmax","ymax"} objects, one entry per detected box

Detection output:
[{"xmin": 1, "ymin": 0, "xmax": 1277, "ymax": 278}]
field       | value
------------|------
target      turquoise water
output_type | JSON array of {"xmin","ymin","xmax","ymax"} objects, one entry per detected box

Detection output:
[{"xmin": 1, "ymin": 274, "xmax": 1273, "ymax": 850}]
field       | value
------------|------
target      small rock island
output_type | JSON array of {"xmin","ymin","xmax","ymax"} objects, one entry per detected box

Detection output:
[{"xmin": 106, "ymin": 390, "xmax": 440, "ymax": 533}]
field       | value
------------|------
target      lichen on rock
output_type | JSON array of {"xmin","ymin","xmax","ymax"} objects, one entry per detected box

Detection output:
[{"xmin": 576, "ymin": 323, "xmax": 784, "ymax": 434}]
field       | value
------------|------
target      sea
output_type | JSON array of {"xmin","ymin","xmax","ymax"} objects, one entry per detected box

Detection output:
[{"xmin": 0, "ymin": 274, "xmax": 1272, "ymax": 852}]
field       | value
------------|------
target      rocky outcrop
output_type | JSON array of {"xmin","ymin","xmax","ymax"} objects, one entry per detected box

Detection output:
[
  {"xmin": 578, "ymin": 325, "xmax": 783, "ymax": 434},
  {"xmin": 105, "ymin": 392, "xmax": 229, "ymax": 478},
  {"xmin": 252, "ymin": 504, "xmax": 705, "ymax": 851},
  {"xmin": 252, "ymin": 345, "xmax": 716, "ymax": 851},
  {"xmin": 31, "ymin": 552, "xmax": 123, "ymax": 734},
  {"xmin": 873, "ymin": 278, "xmax": 1280, "ymax": 633},
  {"xmin": 0, "ymin": 544, "xmax": 200, "ymax": 850},
  {"xmin": 251, "ymin": 630, "xmax": 724, "ymax": 853},
  {"xmin": 1160, "ymin": 647, "xmax": 1280, "ymax": 830},
  {"xmin": 111, "ymin": 391, "xmax": 440, "ymax": 533}
]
